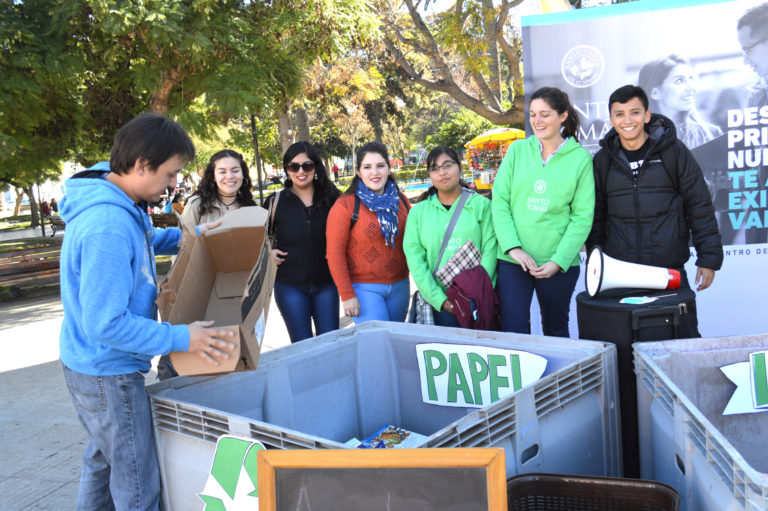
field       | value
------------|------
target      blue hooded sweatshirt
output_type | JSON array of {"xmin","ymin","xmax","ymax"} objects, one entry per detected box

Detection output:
[{"xmin": 59, "ymin": 163, "xmax": 190, "ymax": 375}]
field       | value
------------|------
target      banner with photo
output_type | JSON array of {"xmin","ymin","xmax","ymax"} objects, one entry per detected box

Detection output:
[{"xmin": 522, "ymin": 0, "xmax": 767, "ymax": 336}]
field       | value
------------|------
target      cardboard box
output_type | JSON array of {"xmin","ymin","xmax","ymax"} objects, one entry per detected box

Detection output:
[{"xmin": 156, "ymin": 206, "xmax": 276, "ymax": 376}]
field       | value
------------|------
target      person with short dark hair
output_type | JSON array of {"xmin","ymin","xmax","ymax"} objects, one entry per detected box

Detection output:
[
  {"xmin": 326, "ymin": 142, "xmax": 411, "ymax": 323},
  {"xmin": 264, "ymin": 141, "xmax": 341, "ymax": 342},
  {"xmin": 737, "ymin": 2, "xmax": 768, "ymax": 243},
  {"xmin": 182, "ymin": 149, "xmax": 255, "ymax": 225},
  {"xmin": 738, "ymin": 2, "xmax": 768, "ymax": 108},
  {"xmin": 587, "ymin": 84, "xmax": 723, "ymax": 315},
  {"xmin": 58, "ymin": 112, "xmax": 235, "ymax": 510},
  {"xmin": 491, "ymin": 87, "xmax": 595, "ymax": 337}
]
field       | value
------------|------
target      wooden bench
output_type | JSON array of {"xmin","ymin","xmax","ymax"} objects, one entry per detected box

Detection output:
[
  {"xmin": 151, "ymin": 213, "xmax": 179, "ymax": 228},
  {"xmin": 0, "ymin": 246, "xmax": 61, "ymax": 290},
  {"xmin": 49, "ymin": 215, "xmax": 66, "ymax": 237}
]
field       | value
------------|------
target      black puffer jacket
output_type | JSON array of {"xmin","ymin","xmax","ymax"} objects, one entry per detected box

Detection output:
[{"xmin": 587, "ymin": 114, "xmax": 723, "ymax": 271}]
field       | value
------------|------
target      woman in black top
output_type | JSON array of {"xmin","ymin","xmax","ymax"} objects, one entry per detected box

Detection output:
[{"xmin": 264, "ymin": 141, "xmax": 341, "ymax": 342}]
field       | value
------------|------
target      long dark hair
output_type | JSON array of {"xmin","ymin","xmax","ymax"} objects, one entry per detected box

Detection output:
[
  {"xmin": 191, "ymin": 149, "xmax": 255, "ymax": 217},
  {"xmin": 344, "ymin": 142, "xmax": 399, "ymax": 195},
  {"xmin": 638, "ymin": 54, "xmax": 700, "ymax": 116},
  {"xmin": 529, "ymin": 87, "xmax": 581, "ymax": 141},
  {"xmin": 282, "ymin": 141, "xmax": 340, "ymax": 210},
  {"xmin": 417, "ymin": 145, "xmax": 471, "ymax": 203}
]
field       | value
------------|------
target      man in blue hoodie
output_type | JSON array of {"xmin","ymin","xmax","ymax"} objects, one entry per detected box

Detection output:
[{"xmin": 59, "ymin": 113, "xmax": 236, "ymax": 510}]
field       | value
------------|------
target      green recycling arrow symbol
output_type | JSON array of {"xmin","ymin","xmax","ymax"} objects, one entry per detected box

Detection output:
[{"xmin": 199, "ymin": 436, "xmax": 266, "ymax": 509}]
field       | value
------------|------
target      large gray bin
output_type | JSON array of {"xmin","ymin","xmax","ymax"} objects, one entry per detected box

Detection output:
[
  {"xmin": 148, "ymin": 321, "xmax": 620, "ymax": 510},
  {"xmin": 635, "ymin": 334, "xmax": 768, "ymax": 511}
]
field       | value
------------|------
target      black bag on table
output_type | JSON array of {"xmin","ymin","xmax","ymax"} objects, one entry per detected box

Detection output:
[{"xmin": 576, "ymin": 287, "xmax": 698, "ymax": 479}]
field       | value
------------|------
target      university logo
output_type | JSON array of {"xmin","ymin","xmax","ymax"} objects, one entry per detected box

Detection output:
[
  {"xmin": 561, "ymin": 45, "xmax": 604, "ymax": 88},
  {"xmin": 534, "ymin": 179, "xmax": 547, "ymax": 194}
]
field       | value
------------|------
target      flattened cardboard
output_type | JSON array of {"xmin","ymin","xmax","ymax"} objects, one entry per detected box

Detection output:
[{"xmin": 156, "ymin": 206, "xmax": 276, "ymax": 376}]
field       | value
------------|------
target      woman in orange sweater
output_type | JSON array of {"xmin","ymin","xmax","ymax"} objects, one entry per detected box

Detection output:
[{"xmin": 326, "ymin": 142, "xmax": 410, "ymax": 323}]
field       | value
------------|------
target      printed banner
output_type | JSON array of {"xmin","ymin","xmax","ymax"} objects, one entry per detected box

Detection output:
[
  {"xmin": 522, "ymin": 0, "xmax": 768, "ymax": 336},
  {"xmin": 416, "ymin": 343, "xmax": 547, "ymax": 408}
]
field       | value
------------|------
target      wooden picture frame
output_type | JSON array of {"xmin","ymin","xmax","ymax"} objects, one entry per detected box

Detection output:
[{"xmin": 257, "ymin": 447, "xmax": 507, "ymax": 511}]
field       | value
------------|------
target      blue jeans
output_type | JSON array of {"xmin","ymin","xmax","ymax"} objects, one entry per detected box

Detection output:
[
  {"xmin": 274, "ymin": 281, "xmax": 340, "ymax": 342},
  {"xmin": 352, "ymin": 278, "xmax": 410, "ymax": 324},
  {"xmin": 497, "ymin": 260, "xmax": 580, "ymax": 337},
  {"xmin": 62, "ymin": 364, "xmax": 160, "ymax": 511},
  {"xmin": 433, "ymin": 307, "xmax": 460, "ymax": 327}
]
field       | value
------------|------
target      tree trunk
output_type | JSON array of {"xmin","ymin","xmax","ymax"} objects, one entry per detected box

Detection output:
[
  {"xmin": 364, "ymin": 102, "xmax": 384, "ymax": 144},
  {"xmin": 278, "ymin": 108, "xmax": 293, "ymax": 153},
  {"xmin": 26, "ymin": 186, "xmax": 39, "ymax": 228},
  {"xmin": 149, "ymin": 67, "xmax": 180, "ymax": 114},
  {"xmin": 13, "ymin": 188, "xmax": 23, "ymax": 216},
  {"xmin": 294, "ymin": 108, "xmax": 311, "ymax": 142}
]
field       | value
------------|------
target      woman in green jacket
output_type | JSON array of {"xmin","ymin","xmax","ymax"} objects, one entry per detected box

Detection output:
[
  {"xmin": 404, "ymin": 146, "xmax": 497, "ymax": 327},
  {"xmin": 491, "ymin": 87, "xmax": 594, "ymax": 337}
]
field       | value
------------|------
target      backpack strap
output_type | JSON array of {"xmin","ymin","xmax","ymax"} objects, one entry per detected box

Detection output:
[
  {"xmin": 350, "ymin": 195, "xmax": 361, "ymax": 231},
  {"xmin": 350, "ymin": 191, "xmax": 410, "ymax": 231},
  {"xmin": 659, "ymin": 142, "xmax": 680, "ymax": 193}
]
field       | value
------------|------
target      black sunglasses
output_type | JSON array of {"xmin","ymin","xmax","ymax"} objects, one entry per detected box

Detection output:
[{"xmin": 285, "ymin": 162, "xmax": 316, "ymax": 173}]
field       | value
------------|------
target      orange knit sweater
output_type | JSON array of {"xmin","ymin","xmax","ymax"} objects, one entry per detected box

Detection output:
[{"xmin": 326, "ymin": 194, "xmax": 409, "ymax": 301}]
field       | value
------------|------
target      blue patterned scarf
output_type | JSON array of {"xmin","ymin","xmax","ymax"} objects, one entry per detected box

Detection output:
[{"xmin": 356, "ymin": 179, "xmax": 400, "ymax": 248}]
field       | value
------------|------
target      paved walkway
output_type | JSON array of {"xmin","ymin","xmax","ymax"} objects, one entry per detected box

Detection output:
[{"xmin": 0, "ymin": 225, "xmax": 52, "ymax": 242}]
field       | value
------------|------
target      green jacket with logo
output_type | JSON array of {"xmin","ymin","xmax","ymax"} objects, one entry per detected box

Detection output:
[
  {"xmin": 491, "ymin": 135, "xmax": 594, "ymax": 270},
  {"xmin": 404, "ymin": 191, "xmax": 497, "ymax": 310}
]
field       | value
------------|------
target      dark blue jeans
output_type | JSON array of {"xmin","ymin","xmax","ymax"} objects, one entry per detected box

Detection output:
[
  {"xmin": 433, "ymin": 307, "xmax": 460, "ymax": 327},
  {"xmin": 497, "ymin": 260, "xmax": 580, "ymax": 337},
  {"xmin": 273, "ymin": 281, "xmax": 340, "ymax": 342},
  {"xmin": 62, "ymin": 364, "xmax": 160, "ymax": 511}
]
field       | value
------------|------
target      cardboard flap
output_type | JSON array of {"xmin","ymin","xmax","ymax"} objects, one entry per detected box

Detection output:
[
  {"xmin": 156, "ymin": 213, "xmax": 198, "ymax": 319},
  {"xmin": 204, "ymin": 206, "xmax": 268, "ymax": 233}
]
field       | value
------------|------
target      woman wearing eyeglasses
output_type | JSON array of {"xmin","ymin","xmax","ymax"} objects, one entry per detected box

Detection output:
[
  {"xmin": 264, "ymin": 141, "xmax": 341, "ymax": 343},
  {"xmin": 403, "ymin": 146, "xmax": 497, "ymax": 327},
  {"xmin": 182, "ymin": 149, "xmax": 255, "ymax": 225},
  {"xmin": 326, "ymin": 142, "xmax": 411, "ymax": 323},
  {"xmin": 491, "ymin": 87, "xmax": 594, "ymax": 337}
]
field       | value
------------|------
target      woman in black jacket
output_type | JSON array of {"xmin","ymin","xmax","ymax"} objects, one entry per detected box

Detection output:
[{"xmin": 264, "ymin": 142, "xmax": 340, "ymax": 342}]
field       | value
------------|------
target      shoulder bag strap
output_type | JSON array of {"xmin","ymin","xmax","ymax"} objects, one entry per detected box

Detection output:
[
  {"xmin": 433, "ymin": 188, "xmax": 472, "ymax": 276},
  {"xmin": 269, "ymin": 190, "xmax": 281, "ymax": 236}
]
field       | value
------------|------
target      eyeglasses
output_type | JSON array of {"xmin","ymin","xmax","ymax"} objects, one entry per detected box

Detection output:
[
  {"xmin": 285, "ymin": 162, "xmax": 315, "ymax": 173},
  {"xmin": 428, "ymin": 160, "xmax": 457, "ymax": 173},
  {"xmin": 743, "ymin": 36, "xmax": 768, "ymax": 58}
]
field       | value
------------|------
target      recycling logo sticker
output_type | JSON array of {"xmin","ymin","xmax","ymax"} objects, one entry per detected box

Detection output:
[{"xmin": 198, "ymin": 435, "xmax": 265, "ymax": 510}]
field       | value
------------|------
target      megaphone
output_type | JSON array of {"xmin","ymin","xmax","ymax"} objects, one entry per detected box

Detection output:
[{"xmin": 585, "ymin": 246, "xmax": 681, "ymax": 297}]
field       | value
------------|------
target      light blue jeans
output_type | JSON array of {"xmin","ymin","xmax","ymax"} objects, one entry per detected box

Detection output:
[
  {"xmin": 62, "ymin": 364, "xmax": 160, "ymax": 511},
  {"xmin": 351, "ymin": 278, "xmax": 410, "ymax": 324}
]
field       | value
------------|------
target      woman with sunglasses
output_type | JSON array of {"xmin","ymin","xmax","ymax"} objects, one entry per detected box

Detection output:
[
  {"xmin": 326, "ymin": 142, "xmax": 411, "ymax": 323},
  {"xmin": 182, "ymin": 149, "xmax": 255, "ymax": 225},
  {"xmin": 403, "ymin": 146, "xmax": 497, "ymax": 327},
  {"xmin": 264, "ymin": 141, "xmax": 341, "ymax": 342}
]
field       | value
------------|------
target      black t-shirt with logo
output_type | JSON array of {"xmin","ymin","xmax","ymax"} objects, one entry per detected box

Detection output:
[{"xmin": 620, "ymin": 137, "xmax": 651, "ymax": 176}]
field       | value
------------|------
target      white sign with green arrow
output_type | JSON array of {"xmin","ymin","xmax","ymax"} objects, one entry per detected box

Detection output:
[{"xmin": 198, "ymin": 435, "xmax": 265, "ymax": 510}]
